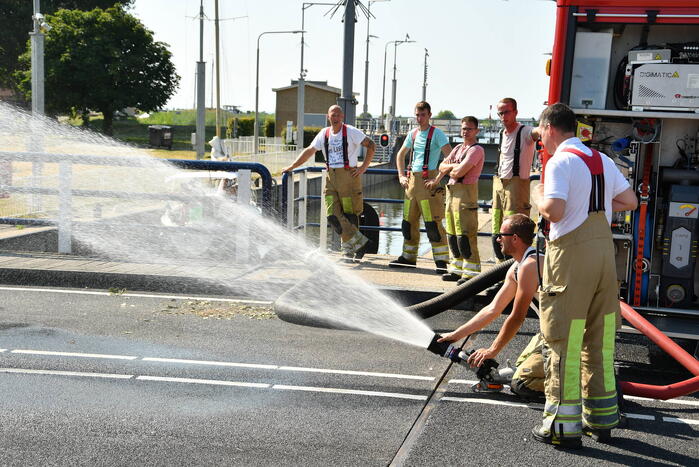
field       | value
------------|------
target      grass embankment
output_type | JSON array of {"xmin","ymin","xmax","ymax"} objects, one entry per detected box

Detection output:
[{"xmin": 84, "ymin": 109, "xmax": 272, "ymax": 158}]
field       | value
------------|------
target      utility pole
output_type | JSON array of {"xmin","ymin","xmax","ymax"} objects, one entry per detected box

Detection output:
[
  {"xmin": 30, "ymin": 0, "xmax": 45, "ymax": 116},
  {"xmin": 195, "ymin": 0, "xmax": 206, "ymax": 159},
  {"xmin": 338, "ymin": 0, "xmax": 356, "ymax": 125},
  {"xmin": 214, "ymin": 0, "xmax": 221, "ymax": 137},
  {"xmin": 422, "ymin": 48, "xmax": 428, "ymax": 102}
]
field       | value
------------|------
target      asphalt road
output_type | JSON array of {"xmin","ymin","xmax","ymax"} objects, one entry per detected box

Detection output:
[{"xmin": 0, "ymin": 286, "xmax": 696, "ymax": 466}]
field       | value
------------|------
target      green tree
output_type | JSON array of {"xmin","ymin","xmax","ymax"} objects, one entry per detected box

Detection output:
[
  {"xmin": 0, "ymin": 1, "xmax": 132, "ymax": 91},
  {"xmin": 435, "ymin": 110, "xmax": 457, "ymax": 120},
  {"xmin": 15, "ymin": 6, "xmax": 179, "ymax": 135}
]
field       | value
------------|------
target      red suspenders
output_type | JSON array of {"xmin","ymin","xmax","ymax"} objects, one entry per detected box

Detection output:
[
  {"xmin": 323, "ymin": 124, "xmax": 349, "ymax": 169},
  {"xmin": 565, "ymin": 148, "xmax": 605, "ymax": 213},
  {"xmin": 406, "ymin": 126, "xmax": 436, "ymax": 179}
]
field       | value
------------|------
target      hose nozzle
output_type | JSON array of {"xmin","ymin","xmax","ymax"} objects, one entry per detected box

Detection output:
[{"xmin": 427, "ymin": 333, "xmax": 465, "ymax": 363}]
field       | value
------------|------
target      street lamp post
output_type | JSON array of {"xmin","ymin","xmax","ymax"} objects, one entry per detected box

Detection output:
[
  {"xmin": 30, "ymin": 0, "xmax": 47, "ymax": 116},
  {"xmin": 298, "ymin": 3, "xmax": 335, "ymax": 150},
  {"xmin": 362, "ymin": 0, "xmax": 389, "ymax": 117},
  {"xmin": 255, "ymin": 30, "xmax": 304, "ymax": 155},
  {"xmin": 422, "ymin": 48, "xmax": 429, "ymax": 102},
  {"xmin": 380, "ymin": 35, "xmax": 413, "ymax": 123},
  {"xmin": 390, "ymin": 34, "xmax": 415, "ymax": 119}
]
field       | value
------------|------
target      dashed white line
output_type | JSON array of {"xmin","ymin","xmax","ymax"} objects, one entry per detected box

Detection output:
[
  {"xmin": 625, "ymin": 395, "xmax": 699, "ymax": 407},
  {"xmin": 142, "ymin": 357, "xmax": 277, "ymax": 370},
  {"xmin": 662, "ymin": 416, "xmax": 699, "ymax": 426},
  {"xmin": 625, "ymin": 413, "xmax": 656, "ymax": 421},
  {"xmin": 0, "ymin": 349, "xmax": 7, "ymax": 353},
  {"xmin": 0, "ymin": 368, "xmax": 133, "ymax": 379},
  {"xmin": 277, "ymin": 366, "xmax": 434, "ymax": 381},
  {"xmin": 11, "ymin": 349, "xmax": 138, "ymax": 360},
  {"xmin": 0, "ymin": 286, "xmax": 271, "ymax": 304},
  {"xmin": 136, "ymin": 375, "xmax": 270, "ymax": 389},
  {"xmin": 272, "ymin": 384, "xmax": 428, "ymax": 401},
  {"xmin": 442, "ymin": 396, "xmax": 543, "ymax": 409}
]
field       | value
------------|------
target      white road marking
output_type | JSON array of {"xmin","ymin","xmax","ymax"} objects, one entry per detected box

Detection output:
[
  {"xmin": 442, "ymin": 396, "xmax": 543, "ymax": 409},
  {"xmin": 0, "ymin": 286, "xmax": 271, "ymax": 304},
  {"xmin": 136, "ymin": 375, "xmax": 270, "ymax": 388},
  {"xmin": 272, "ymin": 384, "xmax": 427, "ymax": 401},
  {"xmin": 450, "ymin": 380, "xmax": 699, "ymax": 409},
  {"xmin": 662, "ymin": 417, "xmax": 699, "ymax": 426},
  {"xmin": 625, "ymin": 395, "xmax": 699, "ymax": 407},
  {"xmin": 625, "ymin": 413, "xmax": 656, "ymax": 421},
  {"xmin": 142, "ymin": 357, "xmax": 277, "ymax": 370},
  {"xmin": 0, "ymin": 349, "xmax": 6, "ymax": 352},
  {"xmin": 2, "ymin": 366, "xmax": 698, "ymax": 424},
  {"xmin": 11, "ymin": 349, "xmax": 138, "ymax": 360},
  {"xmin": 277, "ymin": 366, "xmax": 434, "ymax": 381},
  {"xmin": 0, "ymin": 368, "xmax": 133, "ymax": 379}
]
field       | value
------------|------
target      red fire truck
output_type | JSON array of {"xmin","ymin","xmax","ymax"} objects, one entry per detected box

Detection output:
[{"xmin": 545, "ymin": 1, "xmax": 699, "ymax": 354}]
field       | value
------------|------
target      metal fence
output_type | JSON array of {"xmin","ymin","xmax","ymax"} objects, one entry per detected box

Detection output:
[{"xmin": 223, "ymin": 137, "xmax": 297, "ymax": 156}]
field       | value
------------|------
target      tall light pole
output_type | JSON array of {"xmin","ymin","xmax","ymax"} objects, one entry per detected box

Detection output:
[
  {"xmin": 362, "ymin": 0, "xmax": 389, "ymax": 117},
  {"xmin": 214, "ymin": 0, "xmax": 221, "ymax": 137},
  {"xmin": 298, "ymin": 3, "xmax": 335, "ymax": 149},
  {"xmin": 390, "ymin": 34, "xmax": 415, "ymax": 118},
  {"xmin": 381, "ymin": 34, "xmax": 412, "ymax": 122},
  {"xmin": 338, "ymin": 1, "xmax": 357, "ymax": 125},
  {"xmin": 195, "ymin": 0, "xmax": 206, "ymax": 159},
  {"xmin": 30, "ymin": 0, "xmax": 47, "ymax": 116},
  {"xmin": 255, "ymin": 30, "xmax": 304, "ymax": 155},
  {"xmin": 422, "ymin": 48, "xmax": 428, "ymax": 102}
]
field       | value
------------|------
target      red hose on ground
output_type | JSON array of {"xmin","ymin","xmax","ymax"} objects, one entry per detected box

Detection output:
[{"xmin": 619, "ymin": 301, "xmax": 699, "ymax": 400}]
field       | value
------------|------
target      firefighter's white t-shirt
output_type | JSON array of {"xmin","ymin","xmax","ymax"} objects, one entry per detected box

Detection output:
[
  {"xmin": 311, "ymin": 124, "xmax": 367, "ymax": 168},
  {"xmin": 544, "ymin": 137, "xmax": 630, "ymax": 241}
]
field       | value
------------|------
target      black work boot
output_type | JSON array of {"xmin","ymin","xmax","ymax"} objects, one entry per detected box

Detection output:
[
  {"xmin": 442, "ymin": 272, "xmax": 461, "ymax": 282},
  {"xmin": 582, "ymin": 424, "xmax": 612, "ymax": 443},
  {"xmin": 531, "ymin": 424, "xmax": 582, "ymax": 450},
  {"xmin": 388, "ymin": 256, "xmax": 416, "ymax": 268},
  {"xmin": 353, "ymin": 240, "xmax": 373, "ymax": 262},
  {"xmin": 434, "ymin": 260, "xmax": 448, "ymax": 274}
]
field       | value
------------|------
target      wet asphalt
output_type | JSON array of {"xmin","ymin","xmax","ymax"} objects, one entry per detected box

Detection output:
[{"xmin": 0, "ymin": 286, "xmax": 696, "ymax": 466}]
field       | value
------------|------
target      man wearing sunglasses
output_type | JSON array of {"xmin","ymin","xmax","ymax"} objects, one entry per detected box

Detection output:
[
  {"xmin": 439, "ymin": 116, "xmax": 485, "ymax": 284},
  {"xmin": 491, "ymin": 97, "xmax": 541, "ymax": 261},
  {"xmin": 438, "ymin": 214, "xmax": 546, "ymax": 401}
]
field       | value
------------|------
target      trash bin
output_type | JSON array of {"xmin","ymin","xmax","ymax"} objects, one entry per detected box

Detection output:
[{"xmin": 148, "ymin": 125, "xmax": 174, "ymax": 149}]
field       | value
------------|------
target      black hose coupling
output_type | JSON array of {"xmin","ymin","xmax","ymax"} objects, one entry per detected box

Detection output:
[{"xmin": 427, "ymin": 333, "xmax": 464, "ymax": 363}]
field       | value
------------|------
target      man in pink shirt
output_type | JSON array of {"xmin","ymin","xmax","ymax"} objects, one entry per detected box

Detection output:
[{"xmin": 439, "ymin": 116, "xmax": 485, "ymax": 283}]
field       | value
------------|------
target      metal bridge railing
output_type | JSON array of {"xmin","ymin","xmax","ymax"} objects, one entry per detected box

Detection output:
[
  {"xmin": 281, "ymin": 166, "xmax": 540, "ymax": 251},
  {"xmin": 0, "ymin": 151, "xmax": 273, "ymax": 254}
]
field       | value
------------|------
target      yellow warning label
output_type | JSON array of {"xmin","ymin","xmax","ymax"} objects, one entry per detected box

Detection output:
[
  {"xmin": 672, "ymin": 71, "xmax": 680, "ymax": 78},
  {"xmin": 654, "ymin": 53, "xmax": 662, "ymax": 60}
]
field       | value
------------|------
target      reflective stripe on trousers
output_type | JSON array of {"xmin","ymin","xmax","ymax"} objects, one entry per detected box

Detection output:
[
  {"xmin": 539, "ymin": 212, "xmax": 620, "ymax": 436},
  {"xmin": 402, "ymin": 170, "xmax": 448, "ymax": 262}
]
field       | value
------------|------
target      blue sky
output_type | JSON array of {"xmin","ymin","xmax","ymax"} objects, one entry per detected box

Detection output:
[{"xmin": 131, "ymin": 0, "xmax": 557, "ymax": 119}]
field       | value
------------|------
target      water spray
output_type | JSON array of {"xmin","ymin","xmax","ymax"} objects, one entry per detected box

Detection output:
[{"xmin": 426, "ymin": 333, "xmax": 514, "ymax": 393}]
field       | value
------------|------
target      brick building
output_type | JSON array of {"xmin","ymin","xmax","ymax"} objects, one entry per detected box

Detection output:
[{"xmin": 272, "ymin": 80, "xmax": 358, "ymax": 137}]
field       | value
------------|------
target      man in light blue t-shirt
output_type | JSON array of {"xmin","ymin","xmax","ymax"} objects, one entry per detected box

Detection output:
[{"xmin": 390, "ymin": 101, "xmax": 452, "ymax": 273}]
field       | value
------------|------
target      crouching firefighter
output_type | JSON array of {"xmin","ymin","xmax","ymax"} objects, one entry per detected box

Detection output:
[
  {"xmin": 390, "ymin": 101, "xmax": 452, "ymax": 273},
  {"xmin": 438, "ymin": 214, "xmax": 547, "ymax": 400},
  {"xmin": 438, "ymin": 116, "xmax": 485, "ymax": 283},
  {"xmin": 282, "ymin": 105, "xmax": 376, "ymax": 261},
  {"xmin": 534, "ymin": 103, "xmax": 638, "ymax": 449}
]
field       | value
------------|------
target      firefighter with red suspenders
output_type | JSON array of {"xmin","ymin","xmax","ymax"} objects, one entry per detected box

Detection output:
[
  {"xmin": 389, "ymin": 101, "xmax": 452, "ymax": 273},
  {"xmin": 534, "ymin": 103, "xmax": 637, "ymax": 449},
  {"xmin": 438, "ymin": 116, "xmax": 485, "ymax": 283},
  {"xmin": 492, "ymin": 97, "xmax": 540, "ymax": 260},
  {"xmin": 282, "ymin": 105, "xmax": 376, "ymax": 261}
]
